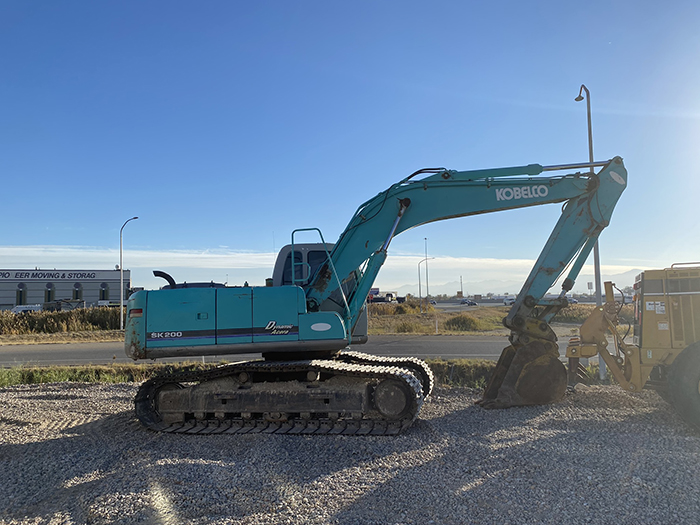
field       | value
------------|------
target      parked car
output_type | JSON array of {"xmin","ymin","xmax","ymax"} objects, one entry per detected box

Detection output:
[
  {"xmin": 429, "ymin": 300, "xmax": 437, "ymax": 305},
  {"xmin": 10, "ymin": 304, "xmax": 42, "ymax": 314},
  {"xmin": 567, "ymin": 297, "xmax": 579, "ymax": 304},
  {"xmin": 504, "ymin": 298, "xmax": 516, "ymax": 306},
  {"xmin": 460, "ymin": 299, "xmax": 478, "ymax": 306}
]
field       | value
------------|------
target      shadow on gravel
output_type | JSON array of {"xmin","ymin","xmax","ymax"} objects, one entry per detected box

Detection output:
[
  {"xmin": 327, "ymin": 388, "xmax": 700, "ymax": 525},
  {"xmin": 1, "ymin": 387, "xmax": 699, "ymax": 525},
  {"xmin": 0, "ymin": 410, "xmax": 143, "ymax": 524}
]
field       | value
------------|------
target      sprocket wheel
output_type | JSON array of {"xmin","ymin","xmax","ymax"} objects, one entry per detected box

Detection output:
[{"xmin": 372, "ymin": 378, "xmax": 414, "ymax": 420}]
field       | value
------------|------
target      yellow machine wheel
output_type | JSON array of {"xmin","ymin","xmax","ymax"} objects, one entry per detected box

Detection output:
[{"xmin": 668, "ymin": 342, "xmax": 700, "ymax": 431}]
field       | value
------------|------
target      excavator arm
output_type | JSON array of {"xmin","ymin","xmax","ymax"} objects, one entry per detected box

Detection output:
[{"xmin": 306, "ymin": 156, "xmax": 627, "ymax": 408}]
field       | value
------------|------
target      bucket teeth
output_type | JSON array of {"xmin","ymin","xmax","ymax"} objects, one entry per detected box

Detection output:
[{"xmin": 478, "ymin": 340, "xmax": 567, "ymax": 409}]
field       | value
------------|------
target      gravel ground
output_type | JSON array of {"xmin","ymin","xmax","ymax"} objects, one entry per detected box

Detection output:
[{"xmin": 1, "ymin": 383, "xmax": 699, "ymax": 525}]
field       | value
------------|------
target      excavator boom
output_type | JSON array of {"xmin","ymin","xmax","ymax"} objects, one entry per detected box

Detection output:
[{"xmin": 306, "ymin": 158, "xmax": 626, "ymax": 334}]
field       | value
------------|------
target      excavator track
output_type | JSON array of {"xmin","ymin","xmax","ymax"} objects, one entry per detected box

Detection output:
[
  {"xmin": 335, "ymin": 350, "xmax": 434, "ymax": 397},
  {"xmin": 135, "ymin": 353, "xmax": 427, "ymax": 435}
]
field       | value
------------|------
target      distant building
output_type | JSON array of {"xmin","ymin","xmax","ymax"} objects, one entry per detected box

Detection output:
[{"xmin": 0, "ymin": 269, "xmax": 130, "ymax": 310}]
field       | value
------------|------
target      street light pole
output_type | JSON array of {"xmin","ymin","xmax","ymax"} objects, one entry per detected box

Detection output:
[
  {"xmin": 575, "ymin": 84, "xmax": 605, "ymax": 379},
  {"xmin": 120, "ymin": 216, "xmax": 138, "ymax": 330},
  {"xmin": 424, "ymin": 238, "xmax": 429, "ymax": 299},
  {"xmin": 575, "ymin": 84, "xmax": 601, "ymax": 307},
  {"xmin": 418, "ymin": 260, "xmax": 422, "ymax": 313},
  {"xmin": 418, "ymin": 257, "xmax": 434, "ymax": 313}
]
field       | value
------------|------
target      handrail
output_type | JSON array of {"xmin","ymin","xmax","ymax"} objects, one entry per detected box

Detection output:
[
  {"xmin": 290, "ymin": 228, "xmax": 352, "ymax": 336},
  {"xmin": 541, "ymin": 160, "xmax": 611, "ymax": 172}
]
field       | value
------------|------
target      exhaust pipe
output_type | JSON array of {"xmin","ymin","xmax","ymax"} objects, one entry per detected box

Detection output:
[{"xmin": 153, "ymin": 270, "xmax": 177, "ymax": 289}]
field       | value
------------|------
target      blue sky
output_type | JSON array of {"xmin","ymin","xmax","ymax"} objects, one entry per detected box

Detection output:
[{"xmin": 1, "ymin": 1, "xmax": 699, "ymax": 295}]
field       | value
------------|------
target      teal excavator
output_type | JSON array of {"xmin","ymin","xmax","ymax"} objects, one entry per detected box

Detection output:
[{"xmin": 125, "ymin": 156, "xmax": 627, "ymax": 434}]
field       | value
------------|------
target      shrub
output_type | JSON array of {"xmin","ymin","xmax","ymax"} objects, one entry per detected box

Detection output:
[
  {"xmin": 396, "ymin": 321, "xmax": 419, "ymax": 333},
  {"xmin": 426, "ymin": 359, "xmax": 495, "ymax": 388},
  {"xmin": 393, "ymin": 304, "xmax": 419, "ymax": 315},
  {"xmin": 368, "ymin": 302, "xmax": 422, "ymax": 316},
  {"xmin": 444, "ymin": 314, "xmax": 483, "ymax": 332}
]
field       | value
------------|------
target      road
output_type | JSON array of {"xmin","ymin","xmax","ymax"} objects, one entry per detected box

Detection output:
[
  {"xmin": 0, "ymin": 334, "xmax": 572, "ymax": 367},
  {"xmin": 431, "ymin": 299, "xmax": 591, "ymax": 312}
]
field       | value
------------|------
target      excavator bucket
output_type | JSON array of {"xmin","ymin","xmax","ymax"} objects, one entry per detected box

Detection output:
[{"xmin": 476, "ymin": 340, "xmax": 567, "ymax": 409}]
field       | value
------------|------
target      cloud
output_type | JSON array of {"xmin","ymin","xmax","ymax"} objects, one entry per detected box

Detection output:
[
  {"xmin": 376, "ymin": 254, "xmax": 643, "ymax": 291},
  {"xmin": 0, "ymin": 245, "xmax": 645, "ymax": 293},
  {"xmin": 0, "ymin": 245, "xmax": 276, "ymax": 270}
]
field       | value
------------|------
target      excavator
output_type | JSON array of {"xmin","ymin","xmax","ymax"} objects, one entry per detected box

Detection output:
[{"xmin": 125, "ymin": 156, "xmax": 628, "ymax": 434}]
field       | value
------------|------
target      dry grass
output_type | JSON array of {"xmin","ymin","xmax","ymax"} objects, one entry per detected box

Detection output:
[
  {"xmin": 0, "ymin": 301, "xmax": 633, "ymax": 344},
  {"xmin": 0, "ymin": 307, "xmax": 121, "ymax": 335},
  {"xmin": 367, "ymin": 301, "xmax": 636, "ymax": 338},
  {"xmin": 550, "ymin": 303, "xmax": 634, "ymax": 323},
  {"xmin": 0, "ymin": 330, "xmax": 124, "ymax": 345},
  {"xmin": 368, "ymin": 302, "xmax": 505, "ymax": 335},
  {"xmin": 0, "ymin": 360, "xmax": 497, "ymax": 389},
  {"xmin": 0, "ymin": 358, "xmax": 608, "ymax": 390},
  {"xmin": 426, "ymin": 358, "xmax": 495, "ymax": 388},
  {"xmin": 0, "ymin": 362, "xmax": 217, "ymax": 388}
]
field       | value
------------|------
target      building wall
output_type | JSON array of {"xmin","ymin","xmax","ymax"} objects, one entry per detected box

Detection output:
[{"xmin": 0, "ymin": 269, "xmax": 131, "ymax": 310}]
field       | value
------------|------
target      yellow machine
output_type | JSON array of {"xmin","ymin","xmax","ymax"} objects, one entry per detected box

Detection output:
[{"xmin": 567, "ymin": 263, "xmax": 700, "ymax": 430}]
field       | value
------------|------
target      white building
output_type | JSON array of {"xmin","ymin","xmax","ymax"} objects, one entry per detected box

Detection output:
[{"xmin": 0, "ymin": 269, "xmax": 131, "ymax": 310}]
